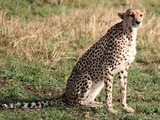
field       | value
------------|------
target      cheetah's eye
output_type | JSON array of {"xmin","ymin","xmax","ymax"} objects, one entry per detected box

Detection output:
[
  {"xmin": 129, "ymin": 14, "xmax": 134, "ymax": 18},
  {"xmin": 140, "ymin": 14, "xmax": 143, "ymax": 17}
]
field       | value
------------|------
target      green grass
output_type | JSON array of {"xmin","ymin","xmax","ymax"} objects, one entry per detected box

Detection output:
[{"xmin": 0, "ymin": 0, "xmax": 160, "ymax": 119}]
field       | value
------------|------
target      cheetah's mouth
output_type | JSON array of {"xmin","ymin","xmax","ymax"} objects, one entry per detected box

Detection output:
[
  {"xmin": 132, "ymin": 24, "xmax": 140, "ymax": 28},
  {"xmin": 132, "ymin": 21, "xmax": 141, "ymax": 28}
]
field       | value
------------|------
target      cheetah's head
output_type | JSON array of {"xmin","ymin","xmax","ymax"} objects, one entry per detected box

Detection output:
[{"xmin": 118, "ymin": 8, "xmax": 144, "ymax": 28}]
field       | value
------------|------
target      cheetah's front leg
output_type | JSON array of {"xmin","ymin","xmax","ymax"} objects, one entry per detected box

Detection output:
[
  {"xmin": 104, "ymin": 68, "xmax": 117, "ymax": 114},
  {"xmin": 118, "ymin": 70, "xmax": 134, "ymax": 113}
]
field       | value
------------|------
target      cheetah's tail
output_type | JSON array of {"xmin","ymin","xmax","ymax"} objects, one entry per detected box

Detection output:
[{"xmin": 0, "ymin": 98, "xmax": 65, "ymax": 110}]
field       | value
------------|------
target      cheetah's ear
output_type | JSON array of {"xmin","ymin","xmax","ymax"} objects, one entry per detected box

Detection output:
[
  {"xmin": 141, "ymin": 10, "xmax": 145, "ymax": 14},
  {"xmin": 118, "ymin": 12, "xmax": 124, "ymax": 19}
]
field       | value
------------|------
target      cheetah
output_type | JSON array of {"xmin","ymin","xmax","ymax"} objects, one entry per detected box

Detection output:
[{"xmin": 0, "ymin": 8, "xmax": 144, "ymax": 114}]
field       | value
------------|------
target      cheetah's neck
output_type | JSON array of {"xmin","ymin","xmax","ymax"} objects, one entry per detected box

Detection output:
[
  {"xmin": 127, "ymin": 27, "xmax": 138, "ymax": 47},
  {"xmin": 132, "ymin": 27, "xmax": 138, "ymax": 41}
]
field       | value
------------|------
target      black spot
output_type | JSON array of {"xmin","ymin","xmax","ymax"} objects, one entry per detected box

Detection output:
[
  {"xmin": 84, "ymin": 82, "xmax": 88, "ymax": 86},
  {"xmin": 123, "ymin": 76, "xmax": 127, "ymax": 79},
  {"xmin": 120, "ymin": 89, "xmax": 122, "ymax": 93},
  {"xmin": 35, "ymin": 102, "xmax": 39, "ymax": 107},
  {"xmin": 28, "ymin": 103, "xmax": 32, "ymax": 108},
  {"xmin": 87, "ymin": 77, "xmax": 91, "ymax": 80},
  {"xmin": 104, "ymin": 81, "xmax": 108, "ymax": 85},
  {"xmin": 121, "ymin": 71, "xmax": 124, "ymax": 74},
  {"xmin": 121, "ymin": 87, "xmax": 125, "ymax": 90},
  {"xmin": 109, "ymin": 72, "xmax": 113, "ymax": 76},
  {"xmin": 84, "ymin": 75, "xmax": 87, "ymax": 79},
  {"xmin": 21, "ymin": 103, "xmax": 25, "ymax": 107},
  {"xmin": 41, "ymin": 102, "xmax": 44, "ymax": 108},
  {"xmin": 46, "ymin": 101, "xmax": 50, "ymax": 106},
  {"xmin": 107, "ymin": 90, "xmax": 111, "ymax": 93}
]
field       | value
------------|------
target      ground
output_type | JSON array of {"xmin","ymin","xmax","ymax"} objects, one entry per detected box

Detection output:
[{"xmin": 0, "ymin": 0, "xmax": 160, "ymax": 119}]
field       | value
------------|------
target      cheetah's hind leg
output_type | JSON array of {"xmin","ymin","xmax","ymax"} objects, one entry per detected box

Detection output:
[{"xmin": 81, "ymin": 80, "xmax": 104, "ymax": 108}]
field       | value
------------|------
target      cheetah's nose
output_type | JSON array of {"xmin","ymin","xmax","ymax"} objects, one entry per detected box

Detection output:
[{"xmin": 136, "ymin": 21, "xmax": 140, "ymax": 24}]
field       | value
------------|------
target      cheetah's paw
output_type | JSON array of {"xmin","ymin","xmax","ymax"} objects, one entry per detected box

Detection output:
[
  {"xmin": 85, "ymin": 101, "xmax": 103, "ymax": 108},
  {"xmin": 108, "ymin": 108, "xmax": 118, "ymax": 114},
  {"xmin": 123, "ymin": 106, "xmax": 134, "ymax": 113}
]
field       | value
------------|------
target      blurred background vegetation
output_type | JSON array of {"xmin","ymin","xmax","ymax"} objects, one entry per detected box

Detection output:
[{"xmin": 0, "ymin": 0, "xmax": 160, "ymax": 18}]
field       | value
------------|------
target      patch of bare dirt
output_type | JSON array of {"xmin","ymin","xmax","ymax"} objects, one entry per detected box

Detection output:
[
  {"xmin": 135, "ymin": 62, "xmax": 160, "ymax": 68},
  {"xmin": 135, "ymin": 91, "xmax": 160, "ymax": 103}
]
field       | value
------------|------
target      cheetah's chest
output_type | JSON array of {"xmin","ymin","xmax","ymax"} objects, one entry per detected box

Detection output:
[
  {"xmin": 126, "ymin": 29, "xmax": 137, "ymax": 63},
  {"xmin": 115, "ymin": 31, "xmax": 137, "ymax": 73},
  {"xmin": 115, "ymin": 46, "xmax": 136, "ymax": 73}
]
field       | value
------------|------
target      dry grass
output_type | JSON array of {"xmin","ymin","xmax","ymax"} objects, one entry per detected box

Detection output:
[
  {"xmin": 0, "ymin": 2, "xmax": 160, "ymax": 67},
  {"xmin": 0, "ymin": 5, "xmax": 120, "ymax": 66},
  {"xmin": 137, "ymin": 14, "xmax": 160, "ymax": 63}
]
